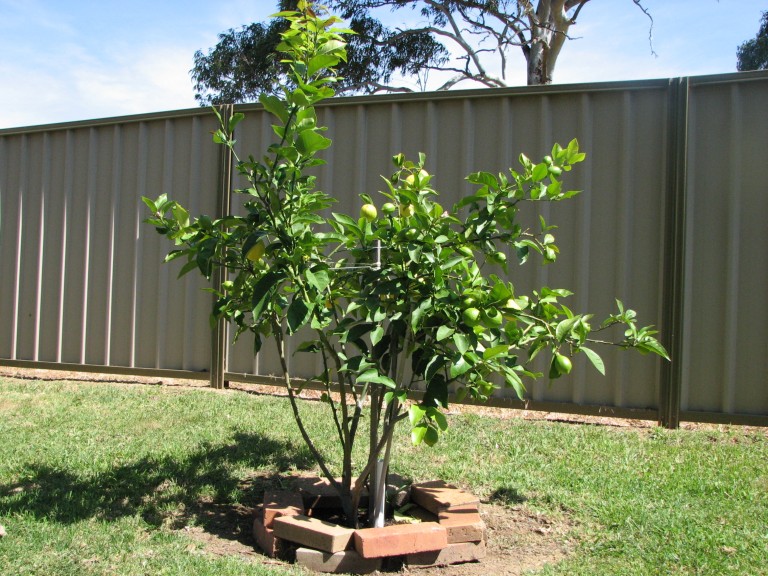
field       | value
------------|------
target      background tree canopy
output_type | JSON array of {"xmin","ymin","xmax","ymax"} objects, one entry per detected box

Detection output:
[
  {"xmin": 191, "ymin": 0, "xmax": 654, "ymax": 105},
  {"xmin": 737, "ymin": 10, "xmax": 768, "ymax": 72}
]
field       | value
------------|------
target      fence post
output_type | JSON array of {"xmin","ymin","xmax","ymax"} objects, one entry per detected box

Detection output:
[
  {"xmin": 210, "ymin": 104, "xmax": 234, "ymax": 389},
  {"xmin": 658, "ymin": 77, "xmax": 689, "ymax": 429}
]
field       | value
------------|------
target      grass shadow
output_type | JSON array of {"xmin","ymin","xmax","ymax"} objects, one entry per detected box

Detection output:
[
  {"xmin": 0, "ymin": 432, "xmax": 315, "ymax": 547},
  {"xmin": 488, "ymin": 485, "xmax": 528, "ymax": 506}
]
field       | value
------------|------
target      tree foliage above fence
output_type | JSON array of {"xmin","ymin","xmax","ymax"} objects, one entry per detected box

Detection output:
[{"xmin": 737, "ymin": 10, "xmax": 768, "ymax": 72}]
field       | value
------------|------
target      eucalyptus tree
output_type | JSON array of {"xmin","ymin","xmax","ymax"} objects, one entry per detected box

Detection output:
[{"xmin": 191, "ymin": 0, "xmax": 655, "ymax": 104}]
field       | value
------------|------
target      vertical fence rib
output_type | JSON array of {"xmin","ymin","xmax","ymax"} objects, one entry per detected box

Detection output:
[
  {"xmin": 659, "ymin": 77, "xmax": 690, "ymax": 429},
  {"xmin": 210, "ymin": 105, "xmax": 234, "ymax": 389}
]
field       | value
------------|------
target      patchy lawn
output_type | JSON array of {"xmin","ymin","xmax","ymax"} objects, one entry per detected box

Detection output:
[{"xmin": 0, "ymin": 373, "xmax": 766, "ymax": 575}]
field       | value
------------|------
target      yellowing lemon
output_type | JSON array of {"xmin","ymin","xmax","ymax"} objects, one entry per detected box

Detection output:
[
  {"xmin": 246, "ymin": 241, "xmax": 266, "ymax": 263},
  {"xmin": 360, "ymin": 203, "xmax": 377, "ymax": 222}
]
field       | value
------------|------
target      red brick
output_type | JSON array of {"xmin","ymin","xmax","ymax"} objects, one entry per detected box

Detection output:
[
  {"xmin": 353, "ymin": 522, "xmax": 447, "ymax": 559},
  {"xmin": 272, "ymin": 514, "xmax": 355, "ymax": 553},
  {"xmin": 406, "ymin": 540, "xmax": 487, "ymax": 567},
  {"xmin": 438, "ymin": 509, "xmax": 486, "ymax": 543},
  {"xmin": 263, "ymin": 489, "xmax": 304, "ymax": 528},
  {"xmin": 295, "ymin": 547, "xmax": 382, "ymax": 574},
  {"xmin": 411, "ymin": 480, "xmax": 479, "ymax": 514},
  {"xmin": 252, "ymin": 507, "xmax": 286, "ymax": 558}
]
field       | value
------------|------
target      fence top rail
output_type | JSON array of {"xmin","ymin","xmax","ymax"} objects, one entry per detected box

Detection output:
[
  {"xmin": 0, "ymin": 106, "xmax": 214, "ymax": 137},
  {"xmin": 6, "ymin": 70, "xmax": 766, "ymax": 138}
]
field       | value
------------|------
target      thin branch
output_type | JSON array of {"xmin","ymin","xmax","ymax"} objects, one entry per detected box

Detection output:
[
  {"xmin": 424, "ymin": 0, "xmax": 489, "ymax": 77},
  {"xmin": 273, "ymin": 323, "xmax": 337, "ymax": 488},
  {"xmin": 318, "ymin": 338, "xmax": 345, "ymax": 447},
  {"xmin": 631, "ymin": 0, "xmax": 657, "ymax": 57}
]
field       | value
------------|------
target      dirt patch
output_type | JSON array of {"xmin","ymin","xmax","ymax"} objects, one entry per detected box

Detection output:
[
  {"xmin": 175, "ymin": 472, "xmax": 571, "ymax": 575},
  {"xmin": 412, "ymin": 501, "xmax": 571, "ymax": 576}
]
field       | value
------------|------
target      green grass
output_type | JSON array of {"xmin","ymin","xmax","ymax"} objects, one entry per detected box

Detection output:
[{"xmin": 1, "ymin": 377, "xmax": 766, "ymax": 575}]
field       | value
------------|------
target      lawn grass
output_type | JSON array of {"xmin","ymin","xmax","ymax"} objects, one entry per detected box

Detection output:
[{"xmin": 1, "ymin": 376, "xmax": 766, "ymax": 575}]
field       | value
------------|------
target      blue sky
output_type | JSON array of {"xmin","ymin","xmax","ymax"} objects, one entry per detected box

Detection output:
[{"xmin": 1, "ymin": 0, "xmax": 765, "ymax": 130}]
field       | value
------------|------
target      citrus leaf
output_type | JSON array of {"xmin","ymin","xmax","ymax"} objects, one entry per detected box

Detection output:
[
  {"xmin": 411, "ymin": 424, "xmax": 427, "ymax": 446},
  {"xmin": 580, "ymin": 346, "xmax": 605, "ymax": 375},
  {"xmin": 409, "ymin": 404, "xmax": 426, "ymax": 426},
  {"xmin": 287, "ymin": 298, "xmax": 313, "ymax": 334},
  {"xmin": 436, "ymin": 326, "xmax": 455, "ymax": 342}
]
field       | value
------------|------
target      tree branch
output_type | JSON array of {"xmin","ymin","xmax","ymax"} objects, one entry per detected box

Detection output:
[
  {"xmin": 631, "ymin": 0, "xmax": 657, "ymax": 57},
  {"xmin": 273, "ymin": 323, "xmax": 337, "ymax": 489}
]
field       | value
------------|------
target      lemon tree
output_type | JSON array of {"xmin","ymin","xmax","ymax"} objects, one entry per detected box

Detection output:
[{"xmin": 144, "ymin": 1, "xmax": 668, "ymax": 528}]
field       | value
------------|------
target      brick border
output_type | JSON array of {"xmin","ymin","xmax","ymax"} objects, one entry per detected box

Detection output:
[{"xmin": 252, "ymin": 480, "xmax": 486, "ymax": 574}]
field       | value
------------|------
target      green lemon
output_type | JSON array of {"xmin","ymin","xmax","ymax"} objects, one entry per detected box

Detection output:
[
  {"xmin": 382, "ymin": 202, "xmax": 396, "ymax": 215},
  {"xmin": 482, "ymin": 307, "xmax": 503, "ymax": 328},
  {"xmin": 462, "ymin": 307, "xmax": 481, "ymax": 327},
  {"xmin": 461, "ymin": 296, "xmax": 477, "ymax": 309},
  {"xmin": 489, "ymin": 251, "xmax": 507, "ymax": 264},
  {"xmin": 555, "ymin": 353, "xmax": 573, "ymax": 375},
  {"xmin": 456, "ymin": 245, "xmax": 473, "ymax": 258}
]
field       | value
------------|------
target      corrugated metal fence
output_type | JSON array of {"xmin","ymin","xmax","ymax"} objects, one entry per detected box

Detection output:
[{"xmin": 1, "ymin": 71, "xmax": 766, "ymax": 427}]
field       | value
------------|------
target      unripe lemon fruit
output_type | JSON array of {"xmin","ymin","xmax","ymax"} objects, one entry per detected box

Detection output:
[
  {"xmin": 482, "ymin": 307, "xmax": 503, "ymax": 328},
  {"xmin": 360, "ymin": 203, "xmax": 377, "ymax": 222},
  {"xmin": 456, "ymin": 245, "xmax": 473, "ymax": 258},
  {"xmin": 555, "ymin": 353, "xmax": 573, "ymax": 375},
  {"xmin": 404, "ymin": 169, "xmax": 429, "ymax": 186},
  {"xmin": 461, "ymin": 296, "xmax": 477, "ymax": 309},
  {"xmin": 399, "ymin": 203, "xmax": 415, "ymax": 218},
  {"xmin": 490, "ymin": 251, "xmax": 507, "ymax": 264},
  {"xmin": 246, "ymin": 241, "xmax": 265, "ymax": 262},
  {"xmin": 382, "ymin": 202, "xmax": 396, "ymax": 215},
  {"xmin": 462, "ymin": 307, "xmax": 481, "ymax": 327}
]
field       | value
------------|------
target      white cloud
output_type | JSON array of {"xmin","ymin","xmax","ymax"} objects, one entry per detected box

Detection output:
[
  {"xmin": 0, "ymin": 39, "xmax": 199, "ymax": 129},
  {"xmin": 71, "ymin": 44, "xmax": 198, "ymax": 116}
]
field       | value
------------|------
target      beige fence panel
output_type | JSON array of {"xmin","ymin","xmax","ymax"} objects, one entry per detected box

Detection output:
[
  {"xmin": 225, "ymin": 82, "xmax": 671, "ymax": 416},
  {"xmin": 2, "ymin": 72, "xmax": 768, "ymax": 426},
  {"xmin": 680, "ymin": 74, "xmax": 768, "ymax": 420},
  {"xmin": 0, "ymin": 112, "xmax": 221, "ymax": 375}
]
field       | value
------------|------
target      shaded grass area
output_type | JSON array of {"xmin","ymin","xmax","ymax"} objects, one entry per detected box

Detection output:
[{"xmin": 1, "ymin": 377, "xmax": 767, "ymax": 575}]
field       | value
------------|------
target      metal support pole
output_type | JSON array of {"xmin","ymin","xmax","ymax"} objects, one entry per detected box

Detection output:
[
  {"xmin": 658, "ymin": 78, "xmax": 689, "ymax": 429},
  {"xmin": 210, "ymin": 104, "xmax": 234, "ymax": 390}
]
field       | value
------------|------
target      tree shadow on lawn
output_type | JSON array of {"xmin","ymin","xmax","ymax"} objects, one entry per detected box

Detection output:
[{"xmin": 0, "ymin": 432, "xmax": 315, "ymax": 547}]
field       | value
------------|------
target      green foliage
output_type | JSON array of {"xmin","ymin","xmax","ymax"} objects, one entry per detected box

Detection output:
[
  {"xmin": 737, "ymin": 10, "xmax": 768, "ymax": 71},
  {"xmin": 191, "ymin": 0, "xmax": 446, "ymax": 104},
  {"xmin": 146, "ymin": 0, "xmax": 668, "ymax": 527}
]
